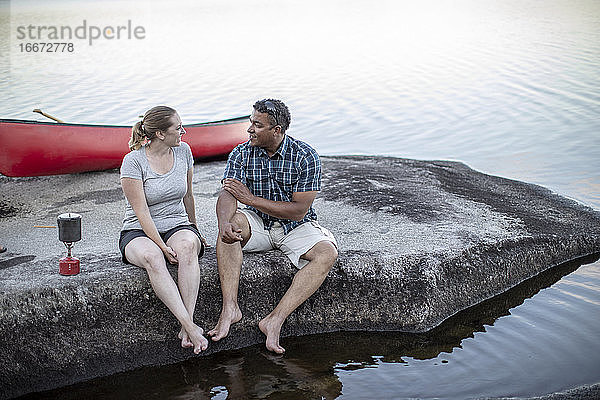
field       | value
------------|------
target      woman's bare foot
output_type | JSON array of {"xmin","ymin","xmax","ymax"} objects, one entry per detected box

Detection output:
[
  {"xmin": 186, "ymin": 325, "xmax": 209, "ymax": 354},
  {"xmin": 178, "ymin": 327, "xmax": 193, "ymax": 348},
  {"xmin": 259, "ymin": 315, "xmax": 285, "ymax": 354},
  {"xmin": 208, "ymin": 305, "xmax": 242, "ymax": 341}
]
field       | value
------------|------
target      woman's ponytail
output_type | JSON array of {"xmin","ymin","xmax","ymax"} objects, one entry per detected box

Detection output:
[
  {"xmin": 129, "ymin": 120, "xmax": 146, "ymax": 151},
  {"xmin": 128, "ymin": 106, "xmax": 177, "ymax": 151}
]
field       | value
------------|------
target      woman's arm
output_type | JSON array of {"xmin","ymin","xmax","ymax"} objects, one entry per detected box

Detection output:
[
  {"xmin": 183, "ymin": 167, "xmax": 196, "ymax": 225},
  {"xmin": 121, "ymin": 177, "xmax": 178, "ymax": 263},
  {"xmin": 182, "ymin": 167, "xmax": 207, "ymax": 247}
]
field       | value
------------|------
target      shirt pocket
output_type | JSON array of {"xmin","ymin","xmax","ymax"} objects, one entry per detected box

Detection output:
[
  {"xmin": 246, "ymin": 167, "xmax": 269, "ymax": 183},
  {"xmin": 246, "ymin": 167, "xmax": 270, "ymax": 196},
  {"xmin": 273, "ymin": 170, "xmax": 299, "ymax": 194}
]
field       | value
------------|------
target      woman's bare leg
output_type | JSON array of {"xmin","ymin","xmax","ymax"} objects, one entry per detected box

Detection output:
[
  {"xmin": 125, "ymin": 236, "xmax": 208, "ymax": 353},
  {"xmin": 167, "ymin": 230, "xmax": 203, "ymax": 348}
]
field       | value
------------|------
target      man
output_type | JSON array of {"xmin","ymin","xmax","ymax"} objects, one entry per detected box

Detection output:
[{"xmin": 208, "ymin": 99, "xmax": 338, "ymax": 354}]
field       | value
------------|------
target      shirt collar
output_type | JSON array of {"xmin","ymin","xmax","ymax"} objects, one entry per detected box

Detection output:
[
  {"xmin": 271, "ymin": 135, "xmax": 289, "ymax": 159},
  {"xmin": 258, "ymin": 135, "xmax": 288, "ymax": 159}
]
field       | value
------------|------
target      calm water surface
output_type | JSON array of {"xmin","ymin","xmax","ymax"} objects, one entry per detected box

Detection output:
[
  {"xmin": 1, "ymin": 0, "xmax": 598, "ymax": 209},
  {"xmin": 22, "ymin": 255, "xmax": 600, "ymax": 399},
  {"xmin": 2, "ymin": 0, "xmax": 600, "ymax": 398}
]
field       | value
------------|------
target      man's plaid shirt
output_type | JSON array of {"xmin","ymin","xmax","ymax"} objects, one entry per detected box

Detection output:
[{"xmin": 223, "ymin": 135, "xmax": 321, "ymax": 234}]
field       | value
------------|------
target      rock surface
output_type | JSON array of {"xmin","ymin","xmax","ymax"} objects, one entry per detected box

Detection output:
[{"xmin": 1, "ymin": 156, "xmax": 599, "ymax": 399}]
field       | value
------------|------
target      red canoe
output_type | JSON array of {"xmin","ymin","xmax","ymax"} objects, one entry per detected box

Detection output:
[{"xmin": 0, "ymin": 116, "xmax": 250, "ymax": 177}]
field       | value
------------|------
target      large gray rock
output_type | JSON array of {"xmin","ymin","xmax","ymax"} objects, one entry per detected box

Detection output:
[{"xmin": 1, "ymin": 156, "xmax": 599, "ymax": 399}]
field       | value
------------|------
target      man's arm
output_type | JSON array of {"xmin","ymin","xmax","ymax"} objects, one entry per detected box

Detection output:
[
  {"xmin": 216, "ymin": 189, "xmax": 244, "ymax": 243},
  {"xmin": 222, "ymin": 178, "xmax": 316, "ymax": 221},
  {"xmin": 216, "ymin": 144, "xmax": 248, "ymax": 243}
]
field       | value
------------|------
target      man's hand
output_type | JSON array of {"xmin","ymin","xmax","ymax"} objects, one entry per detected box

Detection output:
[
  {"xmin": 222, "ymin": 178, "xmax": 255, "ymax": 206},
  {"xmin": 219, "ymin": 221, "xmax": 244, "ymax": 244}
]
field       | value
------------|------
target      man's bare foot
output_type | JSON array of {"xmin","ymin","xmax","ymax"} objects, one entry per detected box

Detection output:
[
  {"xmin": 208, "ymin": 306, "xmax": 242, "ymax": 341},
  {"xmin": 259, "ymin": 315, "xmax": 285, "ymax": 354},
  {"xmin": 187, "ymin": 325, "xmax": 209, "ymax": 354},
  {"xmin": 178, "ymin": 327, "xmax": 193, "ymax": 348}
]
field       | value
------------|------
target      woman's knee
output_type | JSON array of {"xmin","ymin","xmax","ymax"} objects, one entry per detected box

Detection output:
[
  {"xmin": 125, "ymin": 238, "xmax": 166, "ymax": 272},
  {"xmin": 169, "ymin": 231, "xmax": 200, "ymax": 258},
  {"xmin": 138, "ymin": 250, "xmax": 167, "ymax": 273}
]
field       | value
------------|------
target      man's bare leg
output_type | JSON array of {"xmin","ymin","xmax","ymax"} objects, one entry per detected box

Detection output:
[
  {"xmin": 259, "ymin": 241, "xmax": 338, "ymax": 354},
  {"xmin": 208, "ymin": 212, "xmax": 250, "ymax": 341}
]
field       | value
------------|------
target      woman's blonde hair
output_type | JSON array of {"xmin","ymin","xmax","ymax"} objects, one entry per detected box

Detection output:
[{"xmin": 129, "ymin": 105, "xmax": 177, "ymax": 151}]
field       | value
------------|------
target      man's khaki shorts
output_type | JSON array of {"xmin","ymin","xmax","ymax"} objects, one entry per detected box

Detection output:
[{"xmin": 238, "ymin": 208, "xmax": 337, "ymax": 268}]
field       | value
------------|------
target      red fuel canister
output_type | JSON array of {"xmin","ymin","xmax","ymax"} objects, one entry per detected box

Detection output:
[{"xmin": 59, "ymin": 256, "xmax": 80, "ymax": 275}]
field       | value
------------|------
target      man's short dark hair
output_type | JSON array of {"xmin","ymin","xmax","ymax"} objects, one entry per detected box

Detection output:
[{"xmin": 253, "ymin": 99, "xmax": 291, "ymax": 133}]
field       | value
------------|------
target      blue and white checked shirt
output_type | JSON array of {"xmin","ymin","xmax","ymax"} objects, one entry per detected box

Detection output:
[{"xmin": 223, "ymin": 135, "xmax": 321, "ymax": 234}]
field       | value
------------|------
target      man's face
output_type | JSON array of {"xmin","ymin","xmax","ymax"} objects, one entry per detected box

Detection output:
[{"xmin": 247, "ymin": 109, "xmax": 277, "ymax": 148}]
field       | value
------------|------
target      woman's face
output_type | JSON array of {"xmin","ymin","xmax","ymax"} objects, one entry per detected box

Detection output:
[{"xmin": 163, "ymin": 113, "xmax": 185, "ymax": 146}]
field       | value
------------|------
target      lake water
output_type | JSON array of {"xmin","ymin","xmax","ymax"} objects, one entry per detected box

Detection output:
[{"xmin": 2, "ymin": 0, "xmax": 600, "ymax": 398}]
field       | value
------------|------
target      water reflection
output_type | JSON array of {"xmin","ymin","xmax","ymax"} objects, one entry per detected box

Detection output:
[{"xmin": 22, "ymin": 253, "xmax": 599, "ymax": 400}]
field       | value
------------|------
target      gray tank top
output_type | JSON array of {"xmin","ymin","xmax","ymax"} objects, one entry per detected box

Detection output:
[{"xmin": 120, "ymin": 142, "xmax": 194, "ymax": 232}]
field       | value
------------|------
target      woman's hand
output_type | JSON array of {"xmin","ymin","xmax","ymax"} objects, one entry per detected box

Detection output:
[
  {"xmin": 199, "ymin": 233, "xmax": 209, "ymax": 248},
  {"xmin": 162, "ymin": 246, "xmax": 178, "ymax": 264}
]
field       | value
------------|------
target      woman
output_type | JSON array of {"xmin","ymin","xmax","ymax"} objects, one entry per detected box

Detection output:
[{"xmin": 119, "ymin": 105, "xmax": 208, "ymax": 354}]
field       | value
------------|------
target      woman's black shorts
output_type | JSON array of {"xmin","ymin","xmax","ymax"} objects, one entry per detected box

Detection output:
[{"xmin": 119, "ymin": 224, "xmax": 205, "ymax": 264}]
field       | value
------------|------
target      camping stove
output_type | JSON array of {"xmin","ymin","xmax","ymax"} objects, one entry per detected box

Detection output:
[{"xmin": 57, "ymin": 213, "xmax": 82, "ymax": 275}]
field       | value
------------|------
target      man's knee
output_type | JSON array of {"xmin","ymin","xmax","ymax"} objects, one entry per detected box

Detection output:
[
  {"xmin": 321, "ymin": 242, "xmax": 338, "ymax": 267},
  {"xmin": 231, "ymin": 211, "xmax": 249, "ymax": 230},
  {"xmin": 230, "ymin": 211, "xmax": 251, "ymax": 244},
  {"xmin": 306, "ymin": 241, "xmax": 338, "ymax": 268}
]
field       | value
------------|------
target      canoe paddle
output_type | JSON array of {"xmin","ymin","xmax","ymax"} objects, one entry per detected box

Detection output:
[{"xmin": 33, "ymin": 109, "xmax": 64, "ymax": 123}]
